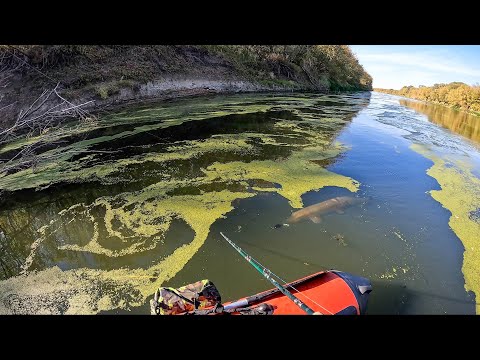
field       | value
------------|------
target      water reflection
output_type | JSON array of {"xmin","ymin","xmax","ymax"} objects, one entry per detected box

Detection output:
[{"xmin": 400, "ymin": 99, "xmax": 480, "ymax": 143}]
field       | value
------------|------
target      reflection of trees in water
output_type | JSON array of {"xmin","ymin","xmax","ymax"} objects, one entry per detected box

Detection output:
[
  {"xmin": 400, "ymin": 99, "xmax": 480, "ymax": 143},
  {"xmin": 0, "ymin": 207, "xmax": 50, "ymax": 279},
  {"xmin": 0, "ymin": 196, "xmax": 89, "ymax": 279},
  {"xmin": 0, "ymin": 93, "xmax": 371, "ymax": 281}
]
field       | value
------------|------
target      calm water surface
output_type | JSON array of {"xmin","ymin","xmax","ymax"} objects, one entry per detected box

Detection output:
[
  {"xmin": 0, "ymin": 91, "xmax": 478, "ymax": 314},
  {"xmin": 400, "ymin": 98, "xmax": 480, "ymax": 143}
]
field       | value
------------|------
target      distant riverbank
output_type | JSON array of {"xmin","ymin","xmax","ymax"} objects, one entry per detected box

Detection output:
[{"xmin": 375, "ymin": 82, "xmax": 480, "ymax": 117}]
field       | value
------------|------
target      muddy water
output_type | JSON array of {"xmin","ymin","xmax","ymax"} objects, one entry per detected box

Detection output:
[{"xmin": 0, "ymin": 92, "xmax": 478, "ymax": 314}]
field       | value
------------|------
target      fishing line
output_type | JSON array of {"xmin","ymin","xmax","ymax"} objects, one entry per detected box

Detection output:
[
  {"xmin": 222, "ymin": 232, "xmax": 333, "ymax": 314},
  {"xmin": 245, "ymin": 251, "xmax": 334, "ymax": 315}
]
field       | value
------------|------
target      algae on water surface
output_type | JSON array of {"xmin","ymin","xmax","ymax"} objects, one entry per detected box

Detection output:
[
  {"xmin": 0, "ymin": 93, "xmax": 368, "ymax": 314},
  {"xmin": 411, "ymin": 143, "xmax": 480, "ymax": 313}
]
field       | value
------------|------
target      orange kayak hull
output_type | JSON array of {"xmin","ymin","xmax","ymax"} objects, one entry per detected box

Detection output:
[{"xmin": 223, "ymin": 270, "xmax": 372, "ymax": 315}]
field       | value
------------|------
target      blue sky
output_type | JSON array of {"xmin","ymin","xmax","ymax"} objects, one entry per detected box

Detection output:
[{"xmin": 350, "ymin": 45, "xmax": 480, "ymax": 89}]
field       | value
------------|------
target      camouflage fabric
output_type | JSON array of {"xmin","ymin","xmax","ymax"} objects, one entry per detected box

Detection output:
[{"xmin": 150, "ymin": 279, "xmax": 221, "ymax": 315}]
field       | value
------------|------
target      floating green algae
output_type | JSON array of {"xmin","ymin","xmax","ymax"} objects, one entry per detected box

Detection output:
[
  {"xmin": 196, "ymin": 119, "xmax": 359, "ymax": 209},
  {"xmin": 0, "ymin": 95, "xmax": 275, "ymax": 159},
  {"xmin": 411, "ymin": 143, "xmax": 480, "ymax": 313},
  {"xmin": 57, "ymin": 185, "xmax": 255, "ymax": 258},
  {"xmin": 0, "ymin": 135, "xmax": 256, "ymax": 192},
  {"xmin": 0, "ymin": 189, "xmax": 255, "ymax": 314},
  {"xmin": 0, "ymin": 135, "xmax": 43, "ymax": 154},
  {"xmin": 204, "ymin": 143, "xmax": 359, "ymax": 209},
  {"xmin": 0, "ymin": 93, "xmax": 368, "ymax": 314},
  {"xmin": 0, "ymin": 114, "xmax": 339, "ymax": 193}
]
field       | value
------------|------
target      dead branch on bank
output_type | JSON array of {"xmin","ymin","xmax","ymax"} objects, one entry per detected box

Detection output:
[
  {"xmin": 0, "ymin": 48, "xmax": 98, "ymax": 177},
  {"xmin": 1, "ymin": 83, "xmax": 95, "ymax": 143}
]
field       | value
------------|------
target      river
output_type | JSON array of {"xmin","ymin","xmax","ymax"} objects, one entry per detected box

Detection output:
[{"xmin": 0, "ymin": 91, "xmax": 479, "ymax": 314}]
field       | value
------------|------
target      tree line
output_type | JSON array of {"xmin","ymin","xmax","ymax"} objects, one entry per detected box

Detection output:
[
  {"xmin": 203, "ymin": 45, "xmax": 372, "ymax": 91},
  {"xmin": 375, "ymin": 82, "xmax": 480, "ymax": 115}
]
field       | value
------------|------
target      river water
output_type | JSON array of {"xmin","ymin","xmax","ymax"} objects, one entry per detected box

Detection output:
[{"xmin": 0, "ymin": 91, "xmax": 479, "ymax": 314}]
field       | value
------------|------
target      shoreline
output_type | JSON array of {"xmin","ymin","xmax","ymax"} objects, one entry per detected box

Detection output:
[
  {"xmin": 86, "ymin": 78, "xmax": 311, "ymax": 116},
  {"xmin": 0, "ymin": 45, "xmax": 373, "ymax": 131},
  {"xmin": 374, "ymin": 90, "xmax": 480, "ymax": 118},
  {"xmin": 1, "ymin": 77, "xmax": 317, "ymax": 128}
]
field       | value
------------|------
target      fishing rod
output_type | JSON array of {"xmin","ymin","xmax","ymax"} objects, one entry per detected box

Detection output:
[{"xmin": 219, "ymin": 232, "xmax": 319, "ymax": 315}]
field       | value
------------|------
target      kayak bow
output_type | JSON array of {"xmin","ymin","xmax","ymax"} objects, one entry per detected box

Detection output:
[{"xmin": 220, "ymin": 232, "xmax": 319, "ymax": 315}]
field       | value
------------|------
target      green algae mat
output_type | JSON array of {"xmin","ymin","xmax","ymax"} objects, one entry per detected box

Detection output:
[{"xmin": 0, "ymin": 93, "xmax": 368, "ymax": 314}]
